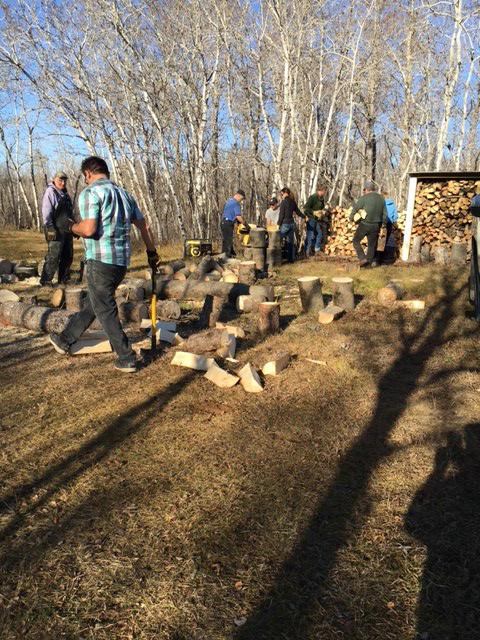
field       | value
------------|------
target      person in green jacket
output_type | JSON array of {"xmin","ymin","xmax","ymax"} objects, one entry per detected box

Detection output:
[
  {"xmin": 350, "ymin": 181, "xmax": 388, "ymax": 268},
  {"xmin": 304, "ymin": 185, "xmax": 327, "ymax": 256}
]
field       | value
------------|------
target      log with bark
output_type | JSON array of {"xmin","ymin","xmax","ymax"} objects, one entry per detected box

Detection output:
[
  {"xmin": 198, "ymin": 295, "xmax": 226, "ymax": 329},
  {"xmin": 0, "ymin": 301, "xmax": 73, "ymax": 333},
  {"xmin": 297, "ymin": 276, "xmax": 325, "ymax": 313},
  {"xmin": 238, "ymin": 260, "xmax": 257, "ymax": 285},
  {"xmin": 331, "ymin": 277, "xmax": 355, "ymax": 311},
  {"xmin": 65, "ymin": 287, "xmax": 87, "ymax": 312},
  {"xmin": 156, "ymin": 279, "xmax": 250, "ymax": 303},
  {"xmin": 378, "ymin": 281, "xmax": 405, "ymax": 306},
  {"xmin": 258, "ymin": 301, "xmax": 280, "ymax": 336}
]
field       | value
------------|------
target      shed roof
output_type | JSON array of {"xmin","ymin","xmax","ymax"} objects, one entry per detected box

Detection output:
[{"xmin": 409, "ymin": 171, "xmax": 480, "ymax": 181}]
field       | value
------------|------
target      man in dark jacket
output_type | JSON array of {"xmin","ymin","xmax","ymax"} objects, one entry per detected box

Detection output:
[
  {"xmin": 278, "ymin": 187, "xmax": 304, "ymax": 262},
  {"xmin": 304, "ymin": 184, "xmax": 327, "ymax": 256},
  {"xmin": 40, "ymin": 171, "xmax": 74, "ymax": 286},
  {"xmin": 350, "ymin": 181, "xmax": 388, "ymax": 267}
]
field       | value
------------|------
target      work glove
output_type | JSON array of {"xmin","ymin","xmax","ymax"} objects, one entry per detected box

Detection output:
[
  {"xmin": 45, "ymin": 225, "xmax": 57, "ymax": 242},
  {"xmin": 146, "ymin": 249, "xmax": 160, "ymax": 270}
]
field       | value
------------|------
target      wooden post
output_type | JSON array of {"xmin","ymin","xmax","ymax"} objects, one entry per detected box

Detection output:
[
  {"xmin": 410, "ymin": 235, "xmax": 422, "ymax": 263},
  {"xmin": 65, "ymin": 287, "xmax": 86, "ymax": 312},
  {"xmin": 297, "ymin": 276, "xmax": 325, "ymax": 313},
  {"xmin": 401, "ymin": 175, "xmax": 417, "ymax": 261},
  {"xmin": 258, "ymin": 301, "xmax": 280, "ymax": 336},
  {"xmin": 238, "ymin": 260, "xmax": 256, "ymax": 285},
  {"xmin": 331, "ymin": 277, "xmax": 355, "ymax": 311},
  {"xmin": 198, "ymin": 294, "xmax": 226, "ymax": 328}
]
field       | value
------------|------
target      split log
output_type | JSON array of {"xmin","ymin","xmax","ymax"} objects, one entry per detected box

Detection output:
[
  {"xmin": 318, "ymin": 304, "xmax": 345, "ymax": 324},
  {"xmin": 395, "ymin": 299, "xmax": 425, "ymax": 311},
  {"xmin": 378, "ymin": 281, "xmax": 405, "ymax": 306},
  {"xmin": 70, "ymin": 335, "xmax": 112, "ymax": 355},
  {"xmin": 156, "ymin": 279, "xmax": 250, "ymax": 304},
  {"xmin": 262, "ymin": 352, "xmax": 290, "ymax": 376},
  {"xmin": 238, "ymin": 260, "xmax": 256, "ymax": 285},
  {"xmin": 297, "ymin": 276, "xmax": 325, "ymax": 313},
  {"xmin": 410, "ymin": 235, "xmax": 423, "ymax": 263},
  {"xmin": 204, "ymin": 361, "xmax": 239, "ymax": 388},
  {"xmin": 451, "ymin": 241, "xmax": 467, "ymax": 265},
  {"xmin": 258, "ymin": 301, "xmax": 280, "ymax": 336},
  {"xmin": 0, "ymin": 301, "xmax": 73, "ymax": 333},
  {"xmin": 331, "ymin": 277, "xmax": 355, "ymax": 311},
  {"xmin": 215, "ymin": 322, "xmax": 245, "ymax": 338},
  {"xmin": 51, "ymin": 288, "xmax": 65, "ymax": 308},
  {"xmin": 249, "ymin": 227, "xmax": 268, "ymax": 248},
  {"xmin": 222, "ymin": 271, "xmax": 239, "ymax": 283},
  {"xmin": 239, "ymin": 363, "xmax": 263, "ymax": 393},
  {"xmin": 198, "ymin": 294, "xmax": 226, "ymax": 329},
  {"xmin": 171, "ymin": 351, "xmax": 214, "ymax": 371},
  {"xmin": 236, "ymin": 294, "xmax": 267, "ymax": 313}
]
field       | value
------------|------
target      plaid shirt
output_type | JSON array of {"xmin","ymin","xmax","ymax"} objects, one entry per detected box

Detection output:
[{"xmin": 80, "ymin": 179, "xmax": 144, "ymax": 266}]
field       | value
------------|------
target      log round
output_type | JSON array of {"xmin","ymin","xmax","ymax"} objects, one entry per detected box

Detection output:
[
  {"xmin": 258, "ymin": 301, "xmax": 280, "ymax": 336},
  {"xmin": 198, "ymin": 295, "xmax": 226, "ymax": 329},
  {"xmin": 297, "ymin": 276, "xmax": 325, "ymax": 313},
  {"xmin": 65, "ymin": 287, "xmax": 86, "ymax": 312},
  {"xmin": 250, "ymin": 284, "xmax": 275, "ymax": 302},
  {"xmin": 331, "ymin": 277, "xmax": 355, "ymax": 311},
  {"xmin": 251, "ymin": 248, "xmax": 266, "ymax": 273},
  {"xmin": 243, "ymin": 247, "xmax": 253, "ymax": 261},
  {"xmin": 238, "ymin": 261, "xmax": 257, "ymax": 285},
  {"xmin": 420, "ymin": 244, "xmax": 431, "ymax": 263},
  {"xmin": 236, "ymin": 294, "xmax": 267, "ymax": 313},
  {"xmin": 156, "ymin": 299, "xmax": 181, "ymax": 320},
  {"xmin": 51, "ymin": 288, "xmax": 65, "ymax": 308},
  {"xmin": 0, "ymin": 301, "xmax": 73, "ymax": 333},
  {"xmin": 433, "ymin": 245, "xmax": 450, "ymax": 265},
  {"xmin": 118, "ymin": 301, "xmax": 149, "ymax": 323},
  {"xmin": 266, "ymin": 247, "xmax": 282, "ymax": 268},
  {"xmin": 249, "ymin": 227, "xmax": 268, "ymax": 248},
  {"xmin": 268, "ymin": 230, "xmax": 282, "ymax": 249},
  {"xmin": 378, "ymin": 281, "xmax": 405, "ymax": 306}
]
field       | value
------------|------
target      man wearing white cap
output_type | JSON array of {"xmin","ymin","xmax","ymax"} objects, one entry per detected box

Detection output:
[{"xmin": 40, "ymin": 171, "xmax": 74, "ymax": 286}]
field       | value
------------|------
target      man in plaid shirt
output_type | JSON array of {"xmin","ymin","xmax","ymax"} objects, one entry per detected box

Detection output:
[{"xmin": 48, "ymin": 156, "xmax": 159, "ymax": 373}]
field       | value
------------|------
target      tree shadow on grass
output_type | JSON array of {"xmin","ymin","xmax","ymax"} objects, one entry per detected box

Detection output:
[
  {"xmin": 406, "ymin": 423, "xmax": 480, "ymax": 640},
  {"xmin": 236, "ymin": 276, "xmax": 470, "ymax": 640},
  {"xmin": 0, "ymin": 370, "xmax": 196, "ymax": 567}
]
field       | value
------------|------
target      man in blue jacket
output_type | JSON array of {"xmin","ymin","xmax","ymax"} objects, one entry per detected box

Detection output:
[
  {"xmin": 220, "ymin": 189, "xmax": 249, "ymax": 257},
  {"xmin": 382, "ymin": 190, "xmax": 398, "ymax": 264}
]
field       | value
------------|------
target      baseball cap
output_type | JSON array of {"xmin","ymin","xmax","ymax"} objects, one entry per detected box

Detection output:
[
  {"xmin": 53, "ymin": 171, "xmax": 68, "ymax": 180},
  {"xmin": 236, "ymin": 189, "xmax": 246, "ymax": 198}
]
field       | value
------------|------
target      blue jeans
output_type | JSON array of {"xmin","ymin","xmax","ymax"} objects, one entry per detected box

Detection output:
[
  {"xmin": 61, "ymin": 259, "xmax": 135, "ymax": 364},
  {"xmin": 306, "ymin": 219, "xmax": 322, "ymax": 254},
  {"xmin": 280, "ymin": 223, "xmax": 295, "ymax": 262}
]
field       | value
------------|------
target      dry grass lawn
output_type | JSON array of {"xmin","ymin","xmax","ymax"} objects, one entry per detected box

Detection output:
[{"xmin": 1, "ymin": 229, "xmax": 480, "ymax": 639}]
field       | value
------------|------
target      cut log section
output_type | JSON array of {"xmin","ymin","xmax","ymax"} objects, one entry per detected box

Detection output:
[
  {"xmin": 171, "ymin": 351, "xmax": 214, "ymax": 371},
  {"xmin": 65, "ymin": 287, "xmax": 86, "ymax": 312},
  {"xmin": 156, "ymin": 299, "xmax": 181, "ymax": 320},
  {"xmin": 395, "ymin": 299, "xmax": 425, "ymax": 311},
  {"xmin": 0, "ymin": 289, "xmax": 20, "ymax": 303},
  {"xmin": 250, "ymin": 284, "xmax": 275, "ymax": 302},
  {"xmin": 262, "ymin": 352, "xmax": 290, "ymax": 376},
  {"xmin": 331, "ymin": 277, "xmax": 355, "ymax": 311},
  {"xmin": 258, "ymin": 301, "xmax": 280, "ymax": 336},
  {"xmin": 155, "ymin": 279, "xmax": 250, "ymax": 304},
  {"xmin": 118, "ymin": 301, "xmax": 149, "ymax": 323},
  {"xmin": 198, "ymin": 294, "xmax": 226, "ymax": 329},
  {"xmin": 249, "ymin": 227, "xmax": 268, "ymax": 248},
  {"xmin": 451, "ymin": 241, "xmax": 467, "ymax": 265},
  {"xmin": 238, "ymin": 363, "xmax": 263, "ymax": 393},
  {"xmin": 251, "ymin": 248, "xmax": 266, "ymax": 272},
  {"xmin": 297, "ymin": 276, "xmax": 325, "ymax": 313},
  {"xmin": 238, "ymin": 261, "xmax": 257, "ymax": 285},
  {"xmin": 204, "ymin": 361, "xmax": 239, "ymax": 388},
  {"xmin": 51, "ymin": 288, "xmax": 65, "ymax": 308},
  {"xmin": 182, "ymin": 328, "xmax": 231, "ymax": 355},
  {"xmin": 222, "ymin": 271, "xmax": 239, "ymax": 283},
  {"xmin": 378, "ymin": 281, "xmax": 405, "ymax": 306},
  {"xmin": 318, "ymin": 303, "xmax": 345, "ymax": 324},
  {"xmin": 0, "ymin": 301, "xmax": 73, "ymax": 333},
  {"xmin": 433, "ymin": 245, "xmax": 450, "ymax": 265},
  {"xmin": 236, "ymin": 294, "xmax": 267, "ymax": 313},
  {"xmin": 410, "ymin": 235, "xmax": 422, "ymax": 263},
  {"xmin": 215, "ymin": 322, "xmax": 246, "ymax": 338},
  {"xmin": 173, "ymin": 267, "xmax": 191, "ymax": 281}
]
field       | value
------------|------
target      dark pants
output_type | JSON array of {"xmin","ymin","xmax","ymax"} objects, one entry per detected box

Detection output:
[
  {"xmin": 60, "ymin": 259, "xmax": 135, "ymax": 364},
  {"xmin": 353, "ymin": 222, "xmax": 381, "ymax": 263},
  {"xmin": 221, "ymin": 219, "xmax": 235, "ymax": 257},
  {"xmin": 280, "ymin": 222, "xmax": 296, "ymax": 262},
  {"xmin": 40, "ymin": 230, "xmax": 73, "ymax": 284}
]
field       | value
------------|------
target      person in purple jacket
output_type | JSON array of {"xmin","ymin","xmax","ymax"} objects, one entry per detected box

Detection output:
[{"xmin": 40, "ymin": 171, "xmax": 74, "ymax": 286}]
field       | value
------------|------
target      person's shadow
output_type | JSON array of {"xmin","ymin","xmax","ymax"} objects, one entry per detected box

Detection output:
[{"xmin": 405, "ymin": 424, "xmax": 480, "ymax": 640}]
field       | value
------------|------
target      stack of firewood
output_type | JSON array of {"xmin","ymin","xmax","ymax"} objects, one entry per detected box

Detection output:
[
  {"xmin": 323, "ymin": 207, "xmax": 358, "ymax": 258},
  {"xmin": 412, "ymin": 179, "xmax": 480, "ymax": 247}
]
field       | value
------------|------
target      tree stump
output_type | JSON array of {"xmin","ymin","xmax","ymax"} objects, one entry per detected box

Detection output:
[
  {"xmin": 297, "ymin": 276, "xmax": 325, "ymax": 313},
  {"xmin": 331, "ymin": 277, "xmax": 355, "ymax": 311},
  {"xmin": 65, "ymin": 287, "xmax": 86, "ymax": 312},
  {"xmin": 378, "ymin": 281, "xmax": 405, "ymax": 306},
  {"xmin": 451, "ymin": 241, "xmax": 467, "ymax": 265},
  {"xmin": 410, "ymin": 235, "xmax": 422, "ymax": 263},
  {"xmin": 238, "ymin": 260, "xmax": 256, "ymax": 285},
  {"xmin": 258, "ymin": 301, "xmax": 280, "ymax": 336},
  {"xmin": 251, "ymin": 247, "xmax": 266, "ymax": 272},
  {"xmin": 198, "ymin": 294, "xmax": 226, "ymax": 328}
]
